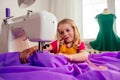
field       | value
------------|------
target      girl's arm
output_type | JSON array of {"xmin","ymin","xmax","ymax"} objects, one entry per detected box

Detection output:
[
  {"xmin": 64, "ymin": 51, "xmax": 107, "ymax": 70},
  {"xmin": 63, "ymin": 50, "xmax": 89, "ymax": 62},
  {"xmin": 20, "ymin": 46, "xmax": 38, "ymax": 63},
  {"xmin": 20, "ymin": 44, "xmax": 54, "ymax": 63},
  {"xmin": 86, "ymin": 58, "xmax": 108, "ymax": 70}
]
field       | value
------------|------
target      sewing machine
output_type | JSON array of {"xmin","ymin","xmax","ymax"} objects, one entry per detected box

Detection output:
[{"xmin": 0, "ymin": 10, "xmax": 57, "ymax": 53}]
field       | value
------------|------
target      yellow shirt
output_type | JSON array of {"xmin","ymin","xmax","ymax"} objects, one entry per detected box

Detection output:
[{"xmin": 59, "ymin": 44, "xmax": 77, "ymax": 55}]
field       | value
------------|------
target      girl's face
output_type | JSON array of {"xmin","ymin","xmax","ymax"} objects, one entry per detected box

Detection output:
[{"xmin": 58, "ymin": 23, "xmax": 75, "ymax": 44}]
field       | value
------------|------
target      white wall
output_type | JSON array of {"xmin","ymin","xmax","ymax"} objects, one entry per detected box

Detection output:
[{"xmin": 50, "ymin": 0, "xmax": 83, "ymax": 38}]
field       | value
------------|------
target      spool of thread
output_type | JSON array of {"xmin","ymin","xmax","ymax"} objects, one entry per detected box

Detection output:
[{"xmin": 5, "ymin": 8, "xmax": 10, "ymax": 18}]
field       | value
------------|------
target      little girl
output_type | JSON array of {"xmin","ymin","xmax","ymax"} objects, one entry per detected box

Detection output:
[{"xmin": 20, "ymin": 18, "xmax": 107, "ymax": 70}]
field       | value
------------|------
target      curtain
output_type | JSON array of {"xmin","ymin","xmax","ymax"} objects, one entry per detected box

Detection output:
[{"xmin": 49, "ymin": 0, "xmax": 83, "ymax": 37}]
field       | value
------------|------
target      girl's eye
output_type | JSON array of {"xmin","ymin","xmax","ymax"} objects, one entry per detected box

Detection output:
[
  {"xmin": 60, "ymin": 32, "xmax": 64, "ymax": 35},
  {"xmin": 66, "ymin": 29, "xmax": 70, "ymax": 32}
]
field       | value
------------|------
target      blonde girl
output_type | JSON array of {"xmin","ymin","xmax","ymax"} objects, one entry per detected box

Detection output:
[{"xmin": 20, "ymin": 18, "xmax": 107, "ymax": 70}]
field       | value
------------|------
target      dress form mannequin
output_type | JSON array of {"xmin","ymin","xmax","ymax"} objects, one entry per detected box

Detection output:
[
  {"xmin": 102, "ymin": 8, "xmax": 110, "ymax": 14},
  {"xmin": 90, "ymin": 8, "xmax": 120, "ymax": 51}
]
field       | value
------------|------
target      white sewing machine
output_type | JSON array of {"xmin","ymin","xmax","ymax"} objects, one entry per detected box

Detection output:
[{"xmin": 0, "ymin": 11, "xmax": 57, "ymax": 53}]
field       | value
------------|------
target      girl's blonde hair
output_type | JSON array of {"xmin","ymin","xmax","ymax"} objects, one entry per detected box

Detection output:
[{"xmin": 56, "ymin": 18, "xmax": 81, "ymax": 49}]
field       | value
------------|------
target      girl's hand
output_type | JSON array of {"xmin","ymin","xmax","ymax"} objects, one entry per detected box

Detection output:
[
  {"xmin": 86, "ymin": 59, "xmax": 108, "ymax": 70},
  {"xmin": 20, "ymin": 48, "xmax": 34, "ymax": 63},
  {"xmin": 96, "ymin": 65, "xmax": 108, "ymax": 70}
]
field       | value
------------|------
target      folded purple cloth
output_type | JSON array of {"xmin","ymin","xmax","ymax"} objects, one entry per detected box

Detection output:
[{"xmin": 0, "ymin": 51, "xmax": 120, "ymax": 80}]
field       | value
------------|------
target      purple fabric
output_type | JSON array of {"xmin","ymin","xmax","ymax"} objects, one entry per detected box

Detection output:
[{"xmin": 0, "ymin": 51, "xmax": 120, "ymax": 80}]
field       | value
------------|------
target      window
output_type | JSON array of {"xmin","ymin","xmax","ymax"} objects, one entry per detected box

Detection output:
[
  {"xmin": 82, "ymin": 0, "xmax": 107, "ymax": 39},
  {"xmin": 115, "ymin": 0, "xmax": 120, "ymax": 37}
]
